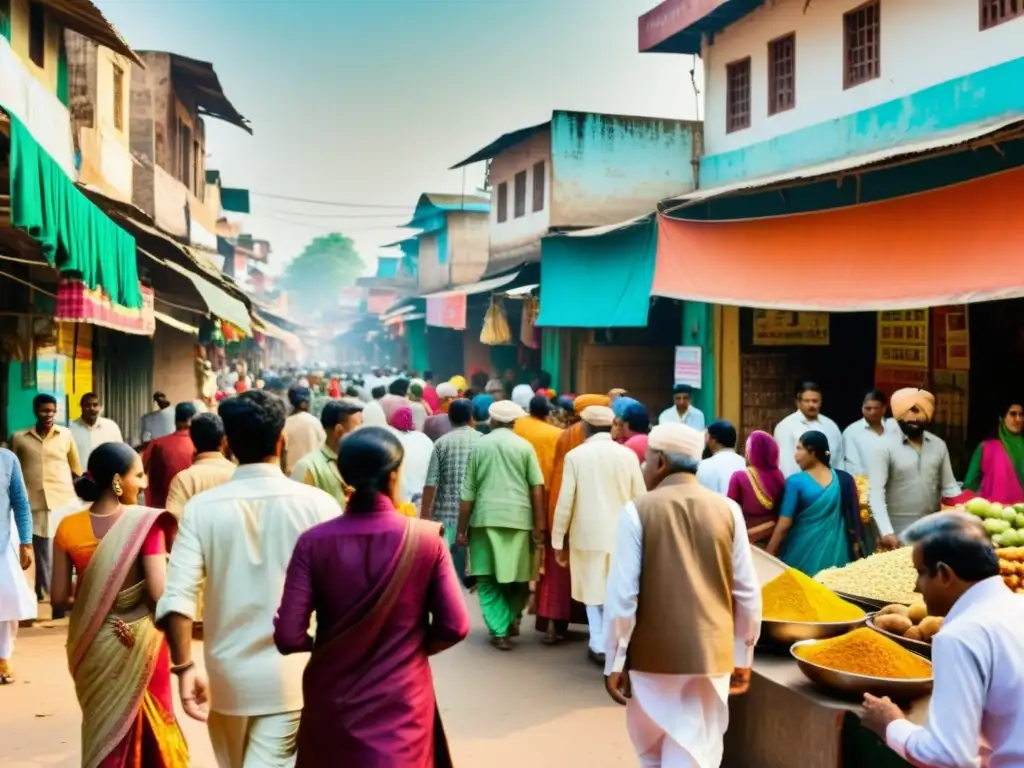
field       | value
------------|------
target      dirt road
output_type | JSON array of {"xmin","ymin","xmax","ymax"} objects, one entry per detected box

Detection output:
[{"xmin": 0, "ymin": 605, "xmax": 633, "ymax": 767}]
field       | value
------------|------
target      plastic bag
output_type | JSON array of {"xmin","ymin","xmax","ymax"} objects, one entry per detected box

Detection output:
[{"xmin": 480, "ymin": 297, "xmax": 512, "ymax": 345}]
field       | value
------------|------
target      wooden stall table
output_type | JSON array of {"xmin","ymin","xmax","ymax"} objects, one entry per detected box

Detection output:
[{"xmin": 723, "ymin": 655, "xmax": 929, "ymax": 768}]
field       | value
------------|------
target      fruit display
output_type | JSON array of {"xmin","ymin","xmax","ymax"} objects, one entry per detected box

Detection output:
[
  {"xmin": 815, "ymin": 547, "xmax": 918, "ymax": 605},
  {"xmin": 872, "ymin": 603, "xmax": 943, "ymax": 644},
  {"xmin": 996, "ymin": 546, "xmax": 1024, "ymax": 594},
  {"xmin": 963, "ymin": 498, "xmax": 1024, "ymax": 547}
]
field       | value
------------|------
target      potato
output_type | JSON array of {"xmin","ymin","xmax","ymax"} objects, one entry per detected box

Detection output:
[
  {"xmin": 907, "ymin": 603, "xmax": 928, "ymax": 624},
  {"xmin": 918, "ymin": 616, "xmax": 944, "ymax": 641},
  {"xmin": 904, "ymin": 627, "xmax": 924, "ymax": 642},
  {"xmin": 878, "ymin": 604, "xmax": 910, "ymax": 618},
  {"xmin": 874, "ymin": 614, "xmax": 914, "ymax": 635}
]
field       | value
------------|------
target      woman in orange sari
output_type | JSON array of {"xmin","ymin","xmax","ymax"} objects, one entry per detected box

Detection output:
[{"xmin": 52, "ymin": 443, "xmax": 187, "ymax": 768}]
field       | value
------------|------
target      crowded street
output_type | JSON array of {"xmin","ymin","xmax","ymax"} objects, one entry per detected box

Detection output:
[{"xmin": 1, "ymin": 609, "xmax": 631, "ymax": 767}]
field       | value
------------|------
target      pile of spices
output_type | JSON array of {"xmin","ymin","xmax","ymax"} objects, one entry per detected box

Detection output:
[
  {"xmin": 762, "ymin": 568, "xmax": 866, "ymax": 622},
  {"xmin": 794, "ymin": 628, "xmax": 932, "ymax": 679}
]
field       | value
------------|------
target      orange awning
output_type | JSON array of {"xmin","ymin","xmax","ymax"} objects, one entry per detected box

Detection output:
[{"xmin": 652, "ymin": 168, "xmax": 1024, "ymax": 311}]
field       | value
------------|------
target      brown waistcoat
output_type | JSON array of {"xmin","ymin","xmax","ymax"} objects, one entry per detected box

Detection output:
[{"xmin": 627, "ymin": 473, "xmax": 736, "ymax": 676}]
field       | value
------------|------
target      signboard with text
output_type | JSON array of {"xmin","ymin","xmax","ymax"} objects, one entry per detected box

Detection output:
[
  {"xmin": 753, "ymin": 310, "xmax": 830, "ymax": 346},
  {"xmin": 674, "ymin": 346, "xmax": 702, "ymax": 388}
]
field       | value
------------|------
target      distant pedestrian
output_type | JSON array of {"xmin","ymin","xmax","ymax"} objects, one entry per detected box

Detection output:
[
  {"xmin": 697, "ymin": 420, "xmax": 746, "ymax": 495},
  {"xmin": 657, "ymin": 384, "xmax": 706, "ymax": 431},
  {"xmin": 283, "ymin": 386, "xmax": 326, "ymax": 476},
  {"xmin": 0, "ymin": 448, "xmax": 35, "ymax": 683},
  {"xmin": 12, "ymin": 394, "xmax": 81, "ymax": 615},
  {"xmin": 390, "ymin": 407, "xmax": 433, "ymax": 508},
  {"xmin": 140, "ymin": 391, "xmax": 175, "ymax": 447},
  {"xmin": 143, "ymin": 403, "xmax": 197, "ymax": 510},
  {"xmin": 69, "ymin": 392, "xmax": 124, "ymax": 467},
  {"xmin": 292, "ymin": 399, "xmax": 364, "ymax": 507},
  {"xmin": 165, "ymin": 413, "xmax": 236, "ymax": 519},
  {"xmin": 423, "ymin": 383, "xmax": 459, "ymax": 441}
]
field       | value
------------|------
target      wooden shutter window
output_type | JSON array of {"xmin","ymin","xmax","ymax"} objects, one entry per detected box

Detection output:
[
  {"xmin": 844, "ymin": 1, "xmax": 881, "ymax": 89},
  {"xmin": 514, "ymin": 170, "xmax": 527, "ymax": 218},
  {"xmin": 981, "ymin": 0, "xmax": 1023, "ymax": 29},
  {"xmin": 726, "ymin": 57, "xmax": 752, "ymax": 133},
  {"xmin": 768, "ymin": 34, "xmax": 796, "ymax": 115},
  {"xmin": 496, "ymin": 182, "xmax": 508, "ymax": 223},
  {"xmin": 532, "ymin": 160, "xmax": 545, "ymax": 213}
]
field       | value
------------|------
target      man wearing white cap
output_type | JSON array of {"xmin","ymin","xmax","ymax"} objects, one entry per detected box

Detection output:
[
  {"xmin": 424, "ymin": 382, "xmax": 460, "ymax": 441},
  {"xmin": 458, "ymin": 400, "xmax": 546, "ymax": 650},
  {"xmin": 603, "ymin": 423, "xmax": 762, "ymax": 767},
  {"xmin": 552, "ymin": 405, "xmax": 645, "ymax": 665}
]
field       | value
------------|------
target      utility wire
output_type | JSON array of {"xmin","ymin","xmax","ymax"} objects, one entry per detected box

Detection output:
[
  {"xmin": 253, "ymin": 207, "xmax": 408, "ymax": 220},
  {"xmin": 250, "ymin": 191, "xmax": 410, "ymax": 209}
]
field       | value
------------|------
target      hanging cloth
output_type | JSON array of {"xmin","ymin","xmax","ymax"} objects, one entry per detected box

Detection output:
[
  {"xmin": 520, "ymin": 296, "xmax": 540, "ymax": 349},
  {"xmin": 480, "ymin": 296, "xmax": 512, "ymax": 346}
]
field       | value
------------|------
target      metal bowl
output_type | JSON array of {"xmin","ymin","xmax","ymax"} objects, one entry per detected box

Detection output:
[
  {"xmin": 759, "ymin": 614, "xmax": 869, "ymax": 646},
  {"xmin": 790, "ymin": 639, "xmax": 933, "ymax": 701},
  {"xmin": 866, "ymin": 617, "xmax": 932, "ymax": 660}
]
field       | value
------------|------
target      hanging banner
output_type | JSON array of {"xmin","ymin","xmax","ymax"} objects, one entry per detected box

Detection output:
[
  {"xmin": 932, "ymin": 305, "xmax": 970, "ymax": 371},
  {"xmin": 752, "ymin": 310, "xmax": 829, "ymax": 346},
  {"xmin": 54, "ymin": 280, "xmax": 155, "ymax": 336},
  {"xmin": 674, "ymin": 346, "xmax": 702, "ymax": 388},
  {"xmin": 426, "ymin": 294, "xmax": 467, "ymax": 330}
]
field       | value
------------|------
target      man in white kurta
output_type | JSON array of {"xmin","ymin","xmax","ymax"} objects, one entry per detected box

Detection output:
[
  {"xmin": 696, "ymin": 420, "xmax": 746, "ymax": 495},
  {"xmin": 552, "ymin": 405, "xmax": 645, "ymax": 663},
  {"xmin": 157, "ymin": 390, "xmax": 338, "ymax": 768},
  {"xmin": 842, "ymin": 390, "xmax": 902, "ymax": 476},
  {"xmin": 604, "ymin": 423, "xmax": 762, "ymax": 767},
  {"xmin": 773, "ymin": 382, "xmax": 844, "ymax": 477}
]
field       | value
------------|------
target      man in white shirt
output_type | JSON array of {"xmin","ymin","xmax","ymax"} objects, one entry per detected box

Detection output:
[
  {"xmin": 773, "ymin": 382, "xmax": 844, "ymax": 477},
  {"xmin": 282, "ymin": 385, "xmax": 326, "ymax": 476},
  {"xmin": 157, "ymin": 390, "xmax": 338, "ymax": 768},
  {"xmin": 657, "ymin": 384, "xmax": 706, "ymax": 431},
  {"xmin": 604, "ymin": 423, "xmax": 762, "ymax": 767},
  {"xmin": 863, "ymin": 512, "xmax": 1024, "ymax": 768},
  {"xmin": 551, "ymin": 405, "xmax": 646, "ymax": 665},
  {"xmin": 697, "ymin": 420, "xmax": 747, "ymax": 495},
  {"xmin": 68, "ymin": 392, "xmax": 123, "ymax": 467},
  {"xmin": 139, "ymin": 391, "xmax": 174, "ymax": 447},
  {"xmin": 842, "ymin": 389, "xmax": 901, "ymax": 476}
]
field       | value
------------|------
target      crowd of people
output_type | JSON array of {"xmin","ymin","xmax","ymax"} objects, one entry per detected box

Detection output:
[{"xmin": 0, "ymin": 365, "xmax": 1021, "ymax": 767}]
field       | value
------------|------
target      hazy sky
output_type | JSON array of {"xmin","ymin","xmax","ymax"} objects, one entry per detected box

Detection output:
[{"xmin": 100, "ymin": 0, "xmax": 703, "ymax": 273}]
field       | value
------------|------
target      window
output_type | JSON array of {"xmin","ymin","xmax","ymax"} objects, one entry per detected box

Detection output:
[
  {"xmin": 193, "ymin": 139, "xmax": 202, "ymax": 198},
  {"xmin": 768, "ymin": 34, "xmax": 796, "ymax": 115},
  {"xmin": 496, "ymin": 182, "xmax": 508, "ymax": 223},
  {"xmin": 725, "ymin": 58, "xmax": 751, "ymax": 133},
  {"xmin": 981, "ymin": 0, "xmax": 1023, "ymax": 29},
  {"xmin": 532, "ymin": 160, "xmax": 545, "ymax": 213},
  {"xmin": 28, "ymin": 2, "xmax": 45, "ymax": 68},
  {"xmin": 112, "ymin": 64, "xmax": 124, "ymax": 130},
  {"xmin": 844, "ymin": 2, "xmax": 880, "ymax": 89},
  {"xmin": 513, "ymin": 170, "xmax": 527, "ymax": 218},
  {"xmin": 178, "ymin": 120, "xmax": 192, "ymax": 189}
]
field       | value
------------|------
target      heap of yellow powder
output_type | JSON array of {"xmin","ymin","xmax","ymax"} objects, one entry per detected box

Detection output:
[
  {"xmin": 794, "ymin": 628, "xmax": 933, "ymax": 679},
  {"xmin": 762, "ymin": 568, "xmax": 865, "ymax": 622}
]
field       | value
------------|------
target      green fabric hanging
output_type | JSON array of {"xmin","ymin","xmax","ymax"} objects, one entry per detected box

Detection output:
[
  {"xmin": 57, "ymin": 36, "xmax": 69, "ymax": 106},
  {"xmin": 8, "ymin": 113, "xmax": 142, "ymax": 308},
  {"xmin": 541, "ymin": 328, "xmax": 561, "ymax": 392},
  {"xmin": 1, "ymin": 5, "xmax": 10, "ymax": 40},
  {"xmin": 406, "ymin": 319, "xmax": 429, "ymax": 374}
]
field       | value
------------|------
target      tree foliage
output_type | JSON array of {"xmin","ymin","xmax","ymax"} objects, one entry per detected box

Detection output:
[{"xmin": 280, "ymin": 233, "xmax": 365, "ymax": 316}]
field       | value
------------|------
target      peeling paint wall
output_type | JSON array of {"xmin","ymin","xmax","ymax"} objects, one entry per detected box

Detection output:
[
  {"xmin": 549, "ymin": 111, "xmax": 699, "ymax": 228},
  {"xmin": 448, "ymin": 211, "xmax": 489, "ymax": 285},
  {"xmin": 488, "ymin": 127, "xmax": 552, "ymax": 266}
]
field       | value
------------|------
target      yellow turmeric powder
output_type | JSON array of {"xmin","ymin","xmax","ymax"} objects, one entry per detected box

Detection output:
[
  {"xmin": 762, "ymin": 568, "xmax": 865, "ymax": 622},
  {"xmin": 794, "ymin": 628, "xmax": 932, "ymax": 679}
]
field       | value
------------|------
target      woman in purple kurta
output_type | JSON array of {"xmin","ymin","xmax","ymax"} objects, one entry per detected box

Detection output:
[
  {"xmin": 274, "ymin": 427, "xmax": 471, "ymax": 767},
  {"xmin": 727, "ymin": 430, "xmax": 786, "ymax": 546}
]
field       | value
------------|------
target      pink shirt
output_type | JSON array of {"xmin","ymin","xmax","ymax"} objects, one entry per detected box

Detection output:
[{"xmin": 624, "ymin": 433, "xmax": 648, "ymax": 463}]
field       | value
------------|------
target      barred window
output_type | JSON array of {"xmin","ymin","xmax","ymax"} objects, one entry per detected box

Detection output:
[
  {"xmin": 768, "ymin": 34, "xmax": 796, "ymax": 115},
  {"xmin": 726, "ymin": 57, "xmax": 751, "ymax": 133},
  {"xmin": 981, "ymin": 0, "xmax": 1023, "ymax": 29},
  {"xmin": 844, "ymin": 2, "xmax": 880, "ymax": 89}
]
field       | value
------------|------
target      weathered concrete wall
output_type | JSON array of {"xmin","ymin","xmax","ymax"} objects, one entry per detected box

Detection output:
[
  {"xmin": 549, "ymin": 111, "xmax": 699, "ymax": 228},
  {"xmin": 448, "ymin": 210, "xmax": 489, "ymax": 286},
  {"xmin": 130, "ymin": 53, "xmax": 171, "ymax": 218},
  {"xmin": 417, "ymin": 232, "xmax": 448, "ymax": 295},
  {"xmin": 488, "ymin": 127, "xmax": 551, "ymax": 266},
  {"xmin": 9, "ymin": 0, "xmax": 61, "ymax": 94}
]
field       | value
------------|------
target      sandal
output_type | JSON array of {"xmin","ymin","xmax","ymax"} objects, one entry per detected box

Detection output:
[
  {"xmin": 0, "ymin": 661, "xmax": 13, "ymax": 684},
  {"xmin": 489, "ymin": 636, "xmax": 512, "ymax": 651}
]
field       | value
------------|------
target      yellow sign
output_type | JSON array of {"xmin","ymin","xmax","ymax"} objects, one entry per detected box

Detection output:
[
  {"xmin": 877, "ymin": 309, "xmax": 929, "ymax": 369},
  {"xmin": 752, "ymin": 311, "xmax": 829, "ymax": 346}
]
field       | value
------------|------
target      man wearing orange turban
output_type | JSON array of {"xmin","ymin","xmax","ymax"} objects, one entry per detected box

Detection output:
[
  {"xmin": 868, "ymin": 387, "xmax": 966, "ymax": 548},
  {"xmin": 535, "ymin": 394, "xmax": 610, "ymax": 643}
]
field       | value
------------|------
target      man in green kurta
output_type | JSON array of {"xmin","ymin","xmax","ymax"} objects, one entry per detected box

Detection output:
[
  {"xmin": 291, "ymin": 399, "xmax": 364, "ymax": 506},
  {"xmin": 458, "ymin": 400, "xmax": 546, "ymax": 650}
]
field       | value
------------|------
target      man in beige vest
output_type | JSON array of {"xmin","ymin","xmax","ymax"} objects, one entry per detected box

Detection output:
[
  {"xmin": 603, "ymin": 422, "xmax": 762, "ymax": 767},
  {"xmin": 552, "ymin": 405, "xmax": 645, "ymax": 665}
]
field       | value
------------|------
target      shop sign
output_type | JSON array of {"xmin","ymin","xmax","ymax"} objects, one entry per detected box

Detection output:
[
  {"xmin": 932, "ymin": 306, "xmax": 969, "ymax": 371},
  {"xmin": 674, "ymin": 346, "xmax": 702, "ymax": 388},
  {"xmin": 876, "ymin": 309, "xmax": 929, "ymax": 369},
  {"xmin": 752, "ymin": 310, "xmax": 829, "ymax": 346}
]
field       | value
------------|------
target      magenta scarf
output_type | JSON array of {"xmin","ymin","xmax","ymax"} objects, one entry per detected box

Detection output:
[{"xmin": 745, "ymin": 430, "xmax": 785, "ymax": 502}]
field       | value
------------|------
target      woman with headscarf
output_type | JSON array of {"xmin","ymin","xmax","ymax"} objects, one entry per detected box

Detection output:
[
  {"xmin": 766, "ymin": 430, "xmax": 863, "ymax": 575},
  {"xmin": 275, "ymin": 427, "xmax": 469, "ymax": 766},
  {"xmin": 963, "ymin": 400, "xmax": 1024, "ymax": 505},
  {"xmin": 389, "ymin": 407, "xmax": 434, "ymax": 511},
  {"xmin": 535, "ymin": 394, "xmax": 609, "ymax": 644},
  {"xmin": 408, "ymin": 383, "xmax": 433, "ymax": 431},
  {"xmin": 727, "ymin": 431, "xmax": 786, "ymax": 546},
  {"xmin": 471, "ymin": 394, "xmax": 494, "ymax": 436}
]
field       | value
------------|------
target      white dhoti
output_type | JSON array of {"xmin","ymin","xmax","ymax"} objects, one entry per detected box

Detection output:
[
  {"xmin": 586, "ymin": 605, "xmax": 605, "ymax": 653},
  {"xmin": 0, "ymin": 512, "xmax": 37, "ymax": 660},
  {"xmin": 208, "ymin": 709, "xmax": 302, "ymax": 768},
  {"xmin": 627, "ymin": 672, "xmax": 730, "ymax": 768}
]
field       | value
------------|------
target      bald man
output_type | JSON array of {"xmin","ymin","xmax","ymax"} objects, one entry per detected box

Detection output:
[{"xmin": 868, "ymin": 388, "xmax": 966, "ymax": 549}]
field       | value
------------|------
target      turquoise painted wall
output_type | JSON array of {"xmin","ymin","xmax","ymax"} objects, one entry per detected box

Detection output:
[
  {"xmin": 701, "ymin": 55, "xmax": 1024, "ymax": 188},
  {"xmin": 681, "ymin": 302, "xmax": 715, "ymax": 421},
  {"xmin": 549, "ymin": 111, "xmax": 698, "ymax": 225}
]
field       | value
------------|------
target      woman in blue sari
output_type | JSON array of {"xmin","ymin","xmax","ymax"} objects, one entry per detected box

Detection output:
[{"xmin": 766, "ymin": 430, "xmax": 863, "ymax": 576}]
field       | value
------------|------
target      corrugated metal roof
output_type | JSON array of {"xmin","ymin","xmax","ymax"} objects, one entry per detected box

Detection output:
[
  {"xmin": 449, "ymin": 120, "xmax": 552, "ymax": 169},
  {"xmin": 422, "ymin": 192, "xmax": 490, "ymax": 208},
  {"xmin": 39, "ymin": 0, "xmax": 143, "ymax": 66},
  {"xmin": 140, "ymin": 51, "xmax": 251, "ymax": 134}
]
